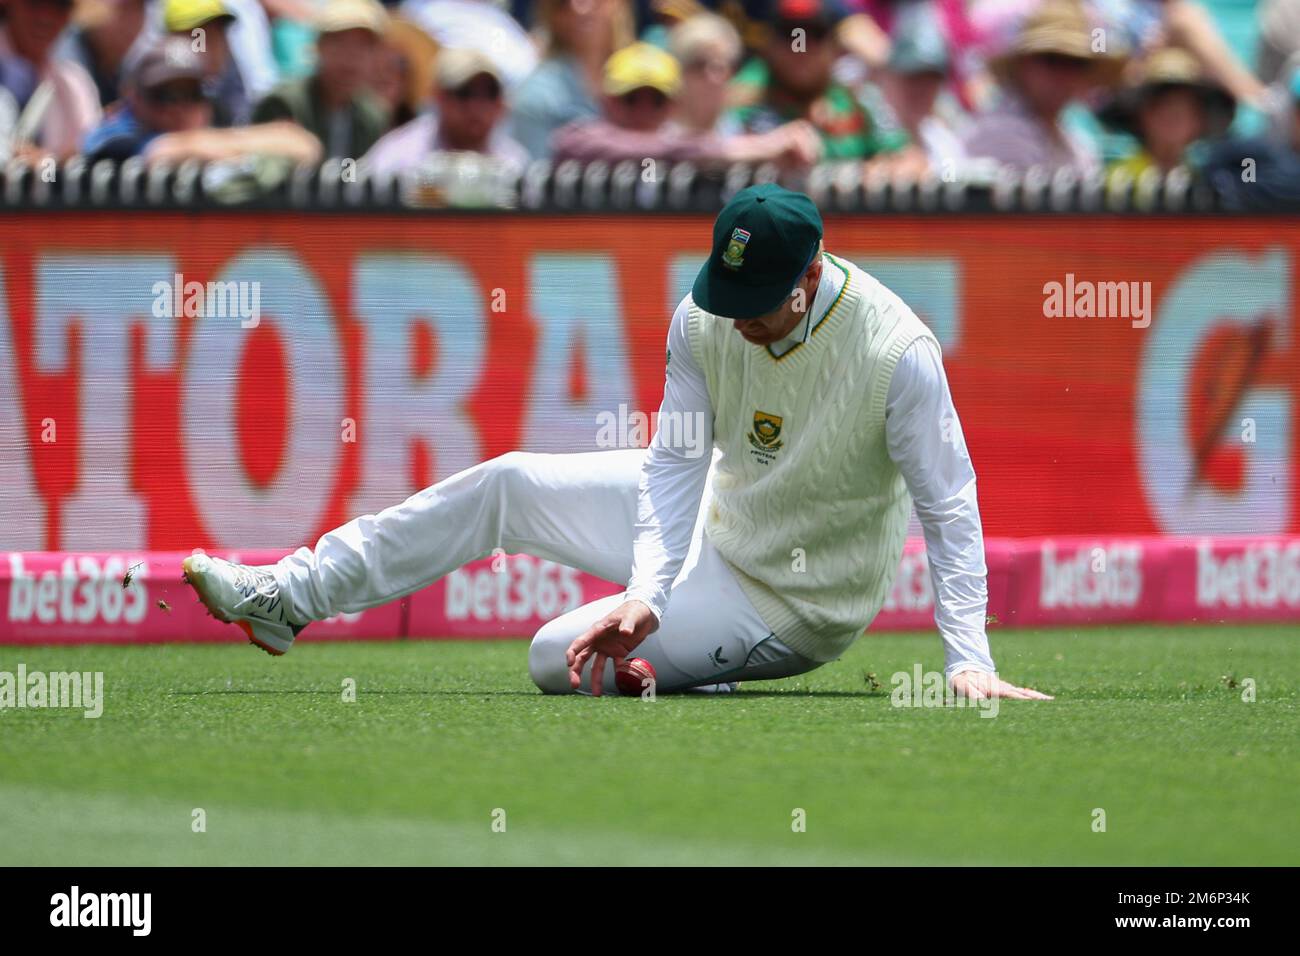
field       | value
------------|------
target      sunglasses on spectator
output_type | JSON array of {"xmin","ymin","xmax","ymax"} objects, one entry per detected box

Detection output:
[
  {"xmin": 1032, "ymin": 53, "xmax": 1092, "ymax": 72},
  {"xmin": 448, "ymin": 77, "xmax": 502, "ymax": 102},
  {"xmin": 145, "ymin": 85, "xmax": 206, "ymax": 107}
]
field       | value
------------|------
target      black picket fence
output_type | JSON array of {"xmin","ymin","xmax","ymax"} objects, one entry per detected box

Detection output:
[{"xmin": 0, "ymin": 154, "xmax": 1247, "ymax": 214}]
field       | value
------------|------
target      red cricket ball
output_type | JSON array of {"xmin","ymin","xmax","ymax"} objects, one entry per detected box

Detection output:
[{"xmin": 615, "ymin": 657, "xmax": 656, "ymax": 696}]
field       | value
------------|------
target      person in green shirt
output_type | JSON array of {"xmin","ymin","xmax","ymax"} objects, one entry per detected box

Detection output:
[
  {"xmin": 252, "ymin": 0, "xmax": 391, "ymax": 161},
  {"xmin": 725, "ymin": 0, "xmax": 908, "ymax": 161}
]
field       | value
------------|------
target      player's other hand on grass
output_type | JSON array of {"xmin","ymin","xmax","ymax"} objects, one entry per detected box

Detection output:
[
  {"xmin": 566, "ymin": 600, "xmax": 658, "ymax": 696},
  {"xmin": 950, "ymin": 670, "xmax": 1054, "ymax": 701}
]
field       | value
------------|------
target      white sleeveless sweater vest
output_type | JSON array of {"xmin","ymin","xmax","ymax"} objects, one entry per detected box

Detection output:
[{"xmin": 686, "ymin": 255, "xmax": 939, "ymax": 661}]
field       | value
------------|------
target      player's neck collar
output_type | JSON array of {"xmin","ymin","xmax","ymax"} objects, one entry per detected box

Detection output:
[{"xmin": 767, "ymin": 254, "xmax": 846, "ymax": 360}]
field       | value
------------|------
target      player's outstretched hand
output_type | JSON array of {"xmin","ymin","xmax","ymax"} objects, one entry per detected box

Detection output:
[
  {"xmin": 566, "ymin": 600, "xmax": 659, "ymax": 696},
  {"xmin": 950, "ymin": 671, "xmax": 1054, "ymax": 701}
]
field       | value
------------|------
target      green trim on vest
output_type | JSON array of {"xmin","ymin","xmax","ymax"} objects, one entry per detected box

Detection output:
[{"xmin": 765, "ymin": 254, "xmax": 853, "ymax": 362}]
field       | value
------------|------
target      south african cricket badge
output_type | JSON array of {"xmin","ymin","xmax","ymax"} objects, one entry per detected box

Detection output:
[
  {"xmin": 721, "ymin": 228, "xmax": 751, "ymax": 270},
  {"xmin": 747, "ymin": 410, "xmax": 784, "ymax": 465}
]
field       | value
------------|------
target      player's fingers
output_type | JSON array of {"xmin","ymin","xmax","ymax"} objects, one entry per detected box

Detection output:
[
  {"xmin": 567, "ymin": 615, "xmax": 616, "ymax": 666},
  {"xmin": 995, "ymin": 685, "xmax": 1035, "ymax": 700},
  {"xmin": 954, "ymin": 672, "xmax": 995, "ymax": 699},
  {"xmin": 568, "ymin": 646, "xmax": 591, "ymax": 688},
  {"xmin": 1000, "ymin": 681, "xmax": 1052, "ymax": 700},
  {"xmin": 590, "ymin": 653, "xmax": 607, "ymax": 697},
  {"xmin": 566, "ymin": 635, "xmax": 595, "ymax": 670},
  {"xmin": 619, "ymin": 604, "xmax": 653, "ymax": 641},
  {"xmin": 1017, "ymin": 687, "xmax": 1055, "ymax": 700},
  {"xmin": 565, "ymin": 636, "xmax": 584, "ymax": 667},
  {"xmin": 952, "ymin": 678, "xmax": 986, "ymax": 701},
  {"xmin": 571, "ymin": 648, "xmax": 591, "ymax": 685}
]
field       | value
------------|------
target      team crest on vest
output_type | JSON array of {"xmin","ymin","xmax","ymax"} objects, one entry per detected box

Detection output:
[
  {"xmin": 747, "ymin": 411, "xmax": 784, "ymax": 465},
  {"xmin": 721, "ymin": 228, "xmax": 751, "ymax": 270}
]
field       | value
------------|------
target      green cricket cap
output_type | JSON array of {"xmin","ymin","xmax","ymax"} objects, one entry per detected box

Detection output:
[{"xmin": 692, "ymin": 183, "xmax": 824, "ymax": 320}]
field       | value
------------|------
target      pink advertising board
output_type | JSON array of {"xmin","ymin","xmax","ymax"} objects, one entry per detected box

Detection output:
[{"xmin": 1, "ymin": 536, "xmax": 1296, "ymax": 646}]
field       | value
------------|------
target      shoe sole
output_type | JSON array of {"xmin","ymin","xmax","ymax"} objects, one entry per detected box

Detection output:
[{"xmin": 181, "ymin": 556, "xmax": 286, "ymax": 657}]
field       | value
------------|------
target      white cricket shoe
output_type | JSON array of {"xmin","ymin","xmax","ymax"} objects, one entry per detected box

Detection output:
[
  {"xmin": 686, "ymin": 681, "xmax": 740, "ymax": 694},
  {"xmin": 181, "ymin": 554, "xmax": 306, "ymax": 656}
]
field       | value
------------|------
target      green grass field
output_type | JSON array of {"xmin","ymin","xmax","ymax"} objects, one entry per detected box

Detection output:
[{"xmin": 1, "ymin": 625, "xmax": 1296, "ymax": 866}]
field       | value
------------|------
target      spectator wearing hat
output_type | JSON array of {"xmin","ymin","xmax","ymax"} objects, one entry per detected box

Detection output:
[
  {"xmin": 509, "ymin": 0, "xmax": 634, "ymax": 159},
  {"xmin": 55, "ymin": 0, "xmax": 147, "ymax": 107},
  {"xmin": 81, "ymin": 32, "xmax": 320, "ymax": 164},
  {"xmin": 551, "ymin": 40, "xmax": 820, "ymax": 167},
  {"xmin": 0, "ymin": 0, "xmax": 102, "ymax": 160},
  {"xmin": 81, "ymin": 32, "xmax": 210, "ymax": 160},
  {"xmin": 961, "ymin": 0, "xmax": 1125, "ymax": 176},
  {"xmin": 251, "ymin": 0, "xmax": 391, "ymax": 160},
  {"xmin": 726, "ymin": 0, "xmax": 910, "ymax": 161},
  {"xmin": 362, "ymin": 46, "xmax": 529, "ymax": 175},
  {"xmin": 549, "ymin": 40, "xmax": 691, "ymax": 161},
  {"xmin": 1102, "ymin": 45, "xmax": 1234, "ymax": 184}
]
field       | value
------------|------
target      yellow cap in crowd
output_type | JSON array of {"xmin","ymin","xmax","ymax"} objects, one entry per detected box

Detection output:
[
  {"xmin": 603, "ymin": 42, "xmax": 682, "ymax": 98},
  {"xmin": 163, "ymin": 0, "xmax": 234, "ymax": 34}
]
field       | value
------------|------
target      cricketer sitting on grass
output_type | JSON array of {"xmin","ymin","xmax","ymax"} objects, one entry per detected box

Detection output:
[{"xmin": 182, "ymin": 184, "xmax": 1051, "ymax": 701}]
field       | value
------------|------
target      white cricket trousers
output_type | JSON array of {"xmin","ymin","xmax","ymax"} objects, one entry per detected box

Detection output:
[{"xmin": 273, "ymin": 449, "xmax": 821, "ymax": 694}]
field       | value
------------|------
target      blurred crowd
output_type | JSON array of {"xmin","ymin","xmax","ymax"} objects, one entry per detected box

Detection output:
[{"xmin": 3, "ymin": 0, "xmax": 1300, "ymax": 206}]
